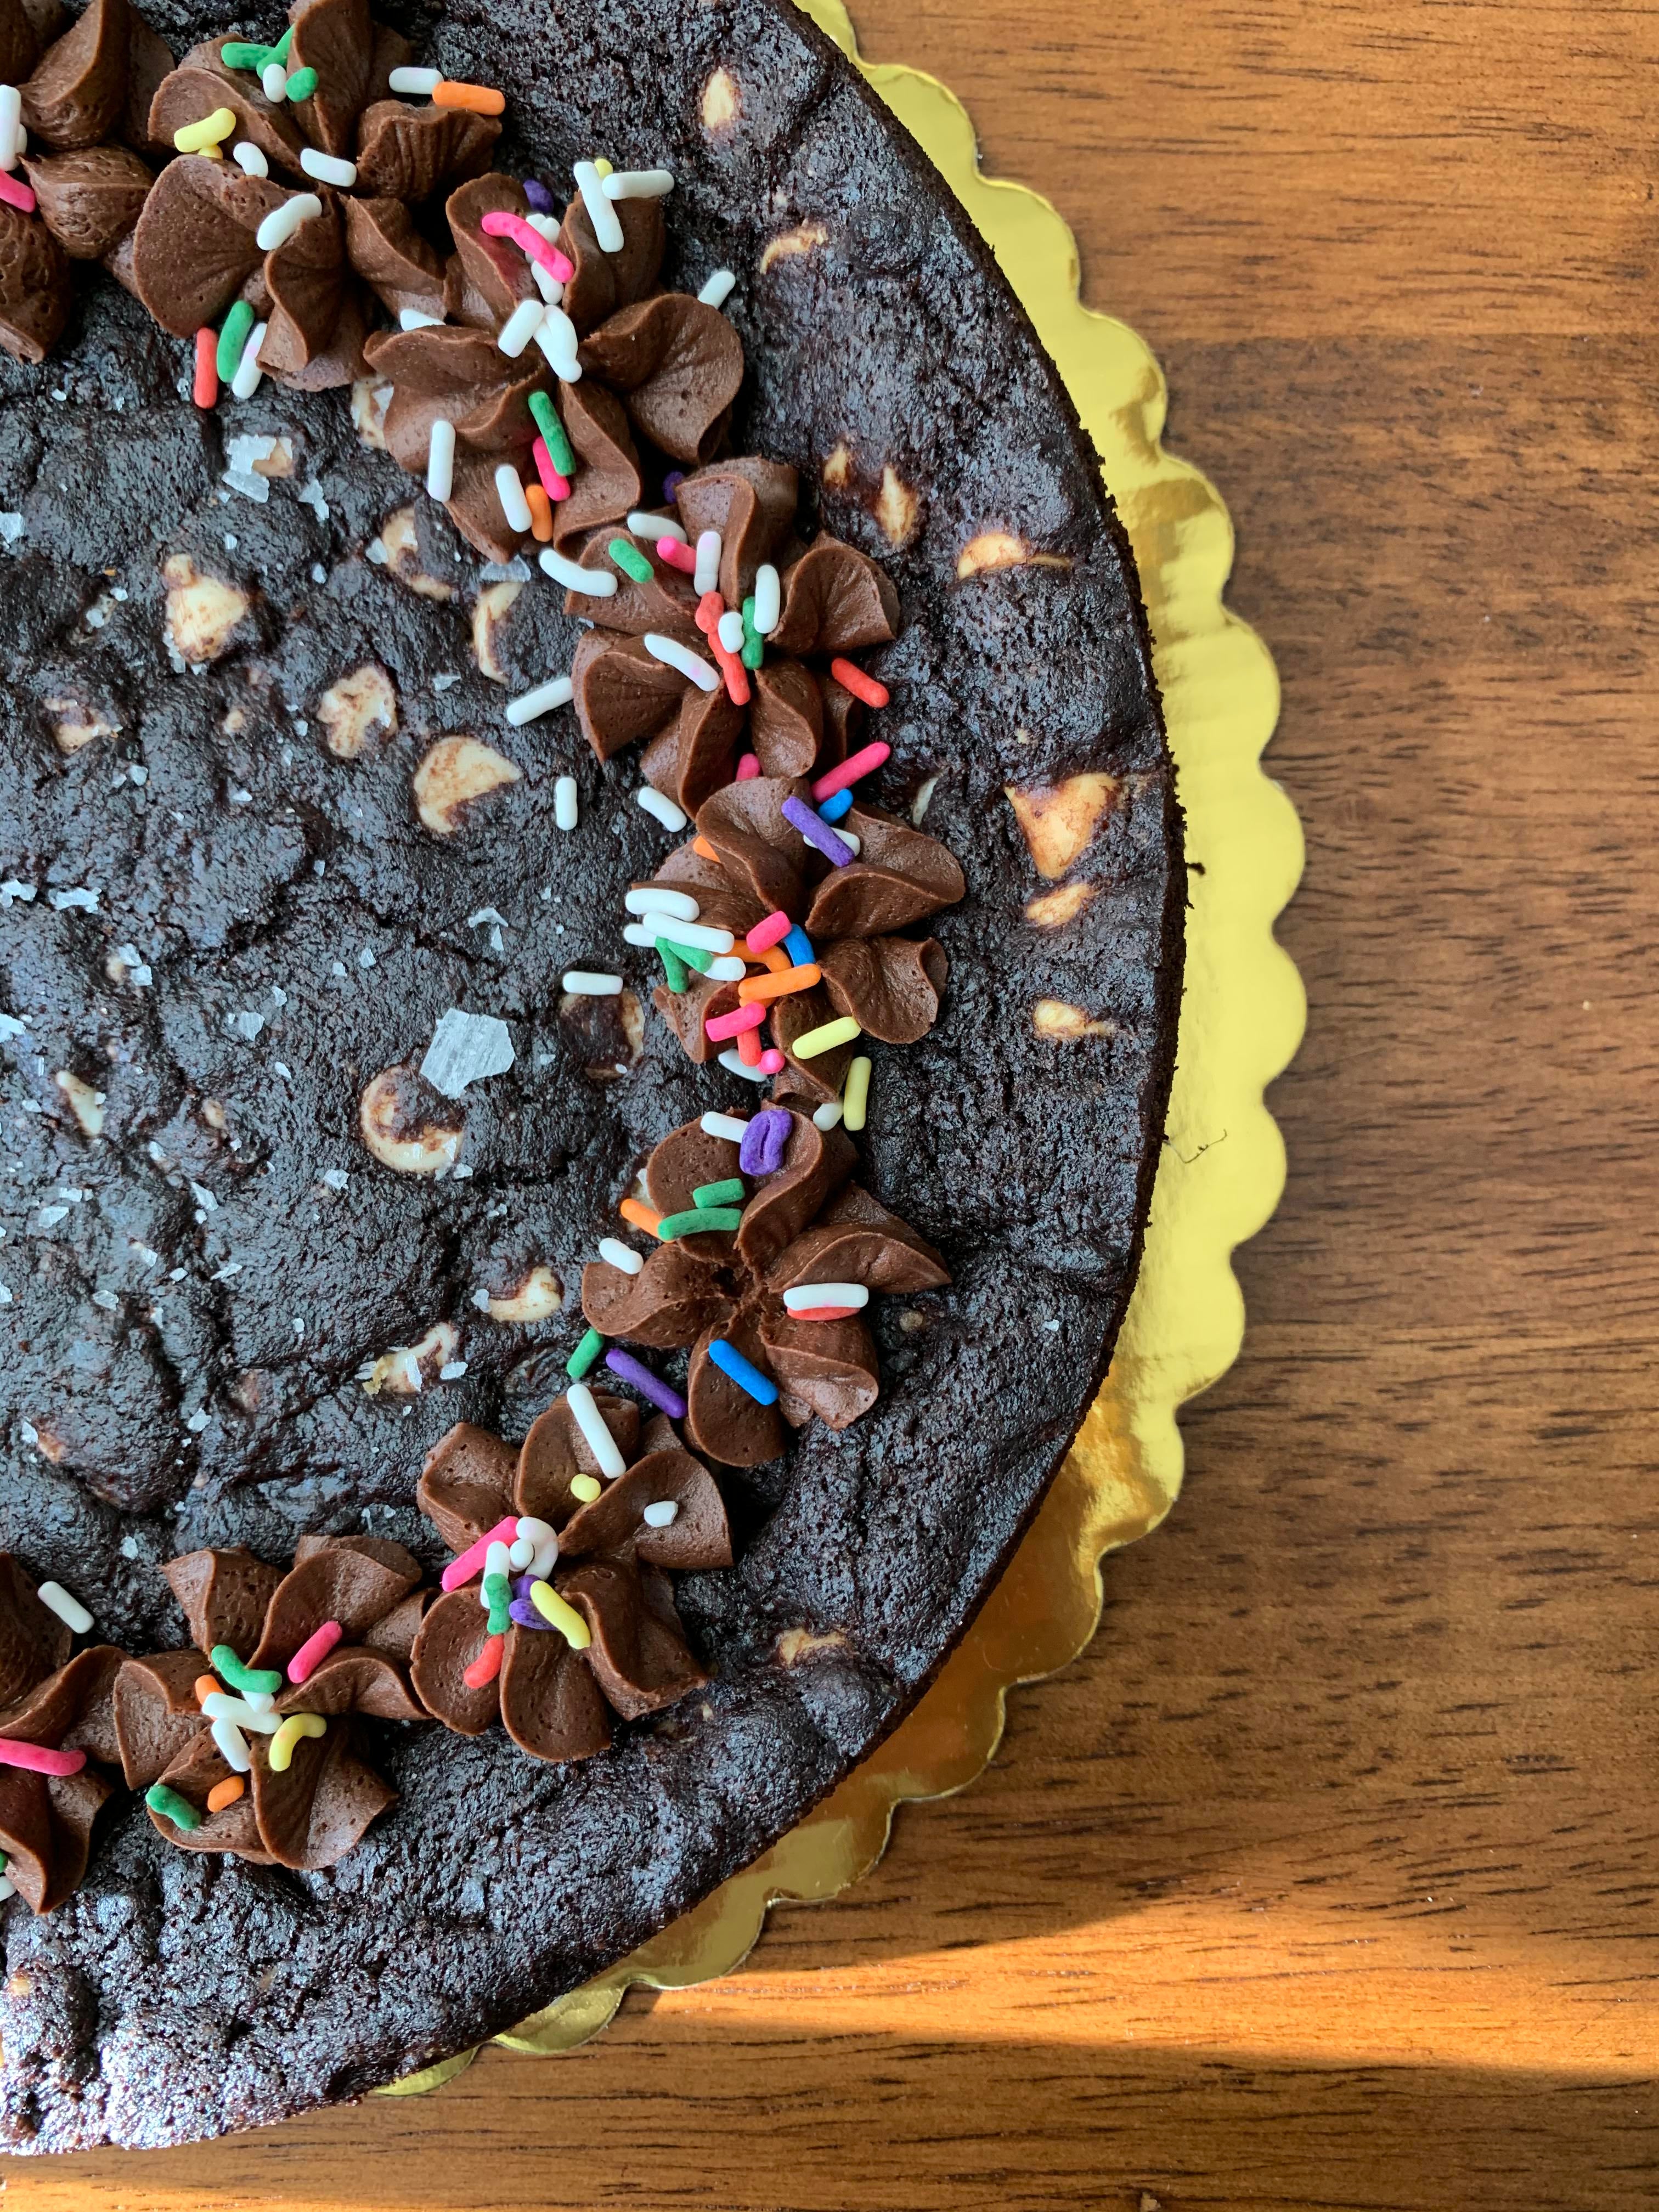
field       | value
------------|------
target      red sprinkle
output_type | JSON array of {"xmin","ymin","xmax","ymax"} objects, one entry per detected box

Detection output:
[
  {"xmin": 286, "ymin": 1618, "xmax": 343, "ymax": 1685},
  {"xmin": 694, "ymin": 590, "xmax": 723, "ymax": 637},
  {"xmin": 0, "ymin": 1737, "xmax": 86, "ymax": 1776},
  {"xmin": 828, "ymin": 659, "xmax": 890, "ymax": 710},
  {"xmin": 479, "ymin": 208, "xmax": 574, "ymax": 282},
  {"xmin": 737, "ymin": 1022, "xmax": 763, "ymax": 1067},
  {"xmin": 531, "ymin": 436, "xmax": 570, "ymax": 501},
  {"xmin": 463, "ymin": 1633, "xmax": 505, "ymax": 1690},
  {"xmin": 708, "ymin": 629, "xmax": 751, "ymax": 706},
  {"xmin": 0, "ymin": 171, "xmax": 37, "ymax": 216},
  {"xmin": 812, "ymin": 740, "xmax": 893, "ymax": 803},
  {"xmin": 656, "ymin": 535, "xmax": 697, "ymax": 574},
  {"xmin": 193, "ymin": 328, "xmax": 219, "ymax": 409},
  {"xmin": 736, "ymin": 753, "xmax": 761, "ymax": 781}
]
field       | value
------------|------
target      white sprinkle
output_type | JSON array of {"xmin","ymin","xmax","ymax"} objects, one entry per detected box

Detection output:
[
  {"xmin": 566, "ymin": 1381, "xmax": 627, "ymax": 1477},
  {"xmin": 698, "ymin": 268, "xmax": 736, "ymax": 309},
  {"xmin": 255, "ymin": 193, "xmax": 321, "ymax": 253},
  {"xmin": 633, "ymin": 787, "xmax": 687, "ymax": 833},
  {"xmin": 574, "ymin": 159, "xmax": 625, "ymax": 252},
  {"xmin": 716, "ymin": 609, "xmax": 745, "ymax": 655},
  {"xmin": 624, "ymin": 887, "xmax": 698, "ymax": 921},
  {"xmin": 49, "ymin": 885, "xmax": 98, "ymax": 912},
  {"xmin": 540, "ymin": 546, "xmax": 617, "ymax": 596},
  {"xmin": 637, "ymin": 914, "xmax": 733, "ymax": 954},
  {"xmin": 602, "ymin": 167, "xmax": 674, "ymax": 200},
  {"xmin": 597, "ymin": 1237, "xmax": 644, "ymax": 1275},
  {"xmin": 641, "ymin": 1499, "xmax": 679, "ymax": 1527},
  {"xmin": 693, "ymin": 530, "xmax": 721, "ymax": 595},
  {"xmin": 426, "ymin": 417, "xmax": 455, "ymax": 500},
  {"xmin": 562, "ymin": 971, "xmax": 623, "ymax": 996},
  {"xmin": 706, "ymin": 954, "xmax": 746, "ymax": 982},
  {"xmin": 400, "ymin": 306, "xmax": 445, "ymax": 330},
  {"xmin": 202, "ymin": 1692, "xmax": 279, "ymax": 1734},
  {"xmin": 629, "ymin": 510, "xmax": 685, "ymax": 543},
  {"xmin": 555, "ymin": 775, "xmax": 579, "ymax": 831},
  {"xmin": 837, "ymin": 828, "xmax": 862, "ymax": 856},
  {"xmin": 262, "ymin": 59, "xmax": 288, "ymax": 100},
  {"xmin": 230, "ymin": 320, "xmax": 268, "ymax": 400},
  {"xmin": 812, "ymin": 1099, "xmax": 845, "ymax": 1130},
  {"xmin": 532, "ymin": 306, "xmax": 582, "ymax": 381},
  {"xmin": 36, "ymin": 1581, "xmax": 92, "ymax": 1634},
  {"xmin": 719, "ymin": 1049, "xmax": 769, "ymax": 1083},
  {"xmin": 753, "ymin": 562, "xmax": 781, "ymax": 634},
  {"xmin": 783, "ymin": 1282, "xmax": 870, "ymax": 1313},
  {"xmin": 0, "ymin": 86, "xmax": 21, "ymax": 172},
  {"xmin": 643, "ymin": 632, "xmax": 719, "ymax": 691},
  {"xmin": 700, "ymin": 1111, "xmax": 751, "ymax": 1143},
  {"xmin": 232, "ymin": 140, "xmax": 268, "ymax": 177},
  {"xmin": 496, "ymin": 296, "xmax": 545, "ymax": 359},
  {"xmin": 211, "ymin": 1716, "xmax": 252, "ymax": 1771},
  {"xmin": 506, "ymin": 675, "xmax": 573, "ymax": 726},
  {"xmin": 495, "ymin": 463, "xmax": 533, "ymax": 533},
  {"xmin": 514, "ymin": 1516, "xmax": 558, "ymax": 1579},
  {"xmin": 389, "ymin": 64, "xmax": 442, "ymax": 93},
  {"xmin": 531, "ymin": 258, "xmax": 563, "ymax": 305},
  {"xmin": 421, "ymin": 1008, "xmax": 515, "ymax": 1098},
  {"xmin": 300, "ymin": 146, "xmax": 357, "ymax": 188}
]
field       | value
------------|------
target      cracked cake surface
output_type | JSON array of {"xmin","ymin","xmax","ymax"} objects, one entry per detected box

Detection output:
[{"xmin": 0, "ymin": 0, "xmax": 1182, "ymax": 2150}]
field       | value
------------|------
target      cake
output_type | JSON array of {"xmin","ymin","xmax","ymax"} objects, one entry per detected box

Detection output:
[{"xmin": 0, "ymin": 0, "xmax": 1183, "ymax": 2150}]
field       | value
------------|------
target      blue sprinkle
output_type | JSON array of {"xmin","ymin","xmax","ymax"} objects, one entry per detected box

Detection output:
[
  {"xmin": 818, "ymin": 789, "xmax": 854, "ymax": 824},
  {"xmin": 707, "ymin": 1338, "xmax": 778, "ymax": 1407},
  {"xmin": 783, "ymin": 925, "xmax": 815, "ymax": 968}
]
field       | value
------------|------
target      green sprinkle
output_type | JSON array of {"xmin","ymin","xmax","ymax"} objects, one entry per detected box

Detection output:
[
  {"xmin": 658, "ymin": 1207, "xmax": 743, "ymax": 1239},
  {"xmin": 659, "ymin": 935, "xmax": 712, "ymax": 974},
  {"xmin": 528, "ymin": 391, "xmax": 574, "ymax": 473},
  {"xmin": 210, "ymin": 1642, "xmax": 282, "ymax": 1696},
  {"xmin": 658, "ymin": 943, "xmax": 690, "ymax": 993},
  {"xmin": 216, "ymin": 299, "xmax": 255, "ymax": 383},
  {"xmin": 285, "ymin": 64, "xmax": 318, "ymax": 101},
  {"xmin": 740, "ymin": 596, "xmax": 764, "ymax": 672},
  {"xmin": 692, "ymin": 1177, "xmax": 745, "ymax": 1209},
  {"xmin": 220, "ymin": 40, "xmax": 268, "ymax": 68},
  {"xmin": 146, "ymin": 1783, "xmax": 201, "ymax": 1832},
  {"xmin": 566, "ymin": 1326, "xmax": 603, "ymax": 1380},
  {"xmin": 482, "ymin": 1571, "xmax": 511, "ymax": 1637},
  {"xmin": 608, "ymin": 537, "xmax": 654, "ymax": 584},
  {"xmin": 271, "ymin": 24, "xmax": 294, "ymax": 60}
]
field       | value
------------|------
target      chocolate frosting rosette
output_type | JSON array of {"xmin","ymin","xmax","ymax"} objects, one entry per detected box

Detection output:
[
  {"xmin": 0, "ymin": 1557, "xmax": 125, "ymax": 1914},
  {"xmin": 582, "ymin": 1108, "xmax": 950, "ymax": 1468},
  {"xmin": 0, "ymin": 0, "xmax": 173, "ymax": 360},
  {"xmin": 408, "ymin": 1401, "xmax": 732, "ymax": 1762},
  {"xmin": 114, "ymin": 1536, "xmax": 428, "ymax": 1870}
]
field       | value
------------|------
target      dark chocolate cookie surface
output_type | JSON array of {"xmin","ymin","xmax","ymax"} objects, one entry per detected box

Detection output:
[{"xmin": 0, "ymin": 0, "xmax": 1182, "ymax": 2149}]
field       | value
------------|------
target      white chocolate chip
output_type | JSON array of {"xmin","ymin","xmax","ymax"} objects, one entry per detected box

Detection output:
[
  {"xmin": 351, "ymin": 378, "xmax": 393, "ymax": 451},
  {"xmin": 372, "ymin": 506, "xmax": 457, "ymax": 602},
  {"xmin": 1025, "ymin": 882, "xmax": 1098, "ymax": 928},
  {"xmin": 43, "ymin": 696, "xmax": 119, "ymax": 754},
  {"xmin": 470, "ymin": 580, "xmax": 523, "ymax": 684},
  {"xmin": 701, "ymin": 66, "xmax": 740, "ymax": 131},
  {"xmin": 1032, "ymin": 999, "xmax": 1115, "ymax": 1041},
  {"xmin": 358, "ymin": 1065, "xmax": 463, "ymax": 1176},
  {"xmin": 317, "ymin": 663, "xmax": 398, "ymax": 759},
  {"xmin": 1005, "ymin": 774, "xmax": 1120, "ymax": 880},
  {"xmin": 53, "ymin": 1070, "xmax": 104, "ymax": 1137},
  {"xmin": 483, "ymin": 1265, "xmax": 564, "ymax": 1323},
  {"xmin": 161, "ymin": 555, "xmax": 251, "ymax": 664},
  {"xmin": 874, "ymin": 464, "xmax": 919, "ymax": 548},
  {"xmin": 760, "ymin": 221, "xmax": 826, "ymax": 272},
  {"xmin": 412, "ymin": 737, "xmax": 521, "ymax": 836},
  {"xmin": 357, "ymin": 1320, "xmax": 460, "ymax": 1395}
]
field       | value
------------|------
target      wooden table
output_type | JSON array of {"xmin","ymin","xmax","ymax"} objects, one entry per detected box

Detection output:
[{"xmin": 16, "ymin": 4, "xmax": 1656, "ymax": 2207}]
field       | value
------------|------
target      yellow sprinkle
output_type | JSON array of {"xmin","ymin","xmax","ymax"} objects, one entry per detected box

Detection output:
[
  {"xmin": 791, "ymin": 1015, "xmax": 860, "ymax": 1060},
  {"xmin": 592, "ymin": 156, "xmax": 613, "ymax": 178},
  {"xmin": 843, "ymin": 1055, "xmax": 872, "ymax": 1132},
  {"xmin": 529, "ymin": 1581, "xmax": 591, "ymax": 1649},
  {"xmin": 267, "ymin": 1713, "xmax": 325, "ymax": 1773},
  {"xmin": 174, "ymin": 106, "xmax": 237, "ymax": 153},
  {"xmin": 569, "ymin": 1474, "xmax": 602, "ymax": 1504}
]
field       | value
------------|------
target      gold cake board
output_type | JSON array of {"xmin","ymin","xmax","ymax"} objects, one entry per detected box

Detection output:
[{"xmin": 385, "ymin": 0, "xmax": 1303, "ymax": 2096}]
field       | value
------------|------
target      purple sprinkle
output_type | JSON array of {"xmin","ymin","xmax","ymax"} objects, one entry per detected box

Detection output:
[
  {"xmin": 523, "ymin": 177, "xmax": 555, "ymax": 213},
  {"xmin": 605, "ymin": 1347, "xmax": 688, "ymax": 1420},
  {"xmin": 740, "ymin": 1108, "xmax": 790, "ymax": 1177},
  {"xmin": 781, "ymin": 793, "xmax": 854, "ymax": 867},
  {"xmin": 509, "ymin": 1595, "xmax": 554, "ymax": 1630},
  {"xmin": 663, "ymin": 470, "xmax": 685, "ymax": 500}
]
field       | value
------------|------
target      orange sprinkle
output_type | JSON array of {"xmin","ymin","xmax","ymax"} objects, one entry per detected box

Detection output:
[
  {"xmin": 692, "ymin": 836, "xmax": 720, "ymax": 862},
  {"xmin": 524, "ymin": 482, "xmax": 554, "ymax": 542},
  {"xmin": 193, "ymin": 328, "xmax": 219, "ymax": 409},
  {"xmin": 736, "ymin": 1021, "xmax": 763, "ymax": 1066},
  {"xmin": 462, "ymin": 1632, "xmax": 505, "ymax": 1688},
  {"xmin": 738, "ymin": 963, "xmax": 820, "ymax": 1005},
  {"xmin": 743, "ymin": 939, "xmax": 791, "ymax": 974},
  {"xmin": 206, "ymin": 1776, "xmax": 245, "ymax": 1813},
  {"xmin": 433, "ymin": 79, "xmax": 505, "ymax": 114},
  {"xmin": 194, "ymin": 1674, "xmax": 219, "ymax": 1706},
  {"xmin": 620, "ymin": 1198, "xmax": 665, "ymax": 1240}
]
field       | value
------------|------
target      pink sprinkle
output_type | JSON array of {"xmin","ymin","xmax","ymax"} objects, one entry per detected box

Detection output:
[
  {"xmin": 441, "ymin": 1515, "xmax": 521, "ymax": 1593},
  {"xmin": 657, "ymin": 535, "xmax": 697, "ymax": 574},
  {"xmin": 747, "ymin": 909, "xmax": 792, "ymax": 951},
  {"xmin": 811, "ymin": 741, "xmax": 892, "ymax": 804},
  {"xmin": 758, "ymin": 1048, "xmax": 786, "ymax": 1074},
  {"xmin": 735, "ymin": 753, "xmax": 760, "ymax": 781},
  {"xmin": 0, "ymin": 172, "xmax": 37, "ymax": 216},
  {"xmin": 532, "ymin": 436, "xmax": 570, "ymax": 501},
  {"xmin": 0, "ymin": 1737, "xmax": 85, "ymax": 1776},
  {"xmin": 479, "ymin": 208, "xmax": 574, "ymax": 282},
  {"xmin": 287, "ymin": 1618, "xmax": 343, "ymax": 1685},
  {"xmin": 706, "ymin": 1001, "xmax": 768, "ymax": 1042}
]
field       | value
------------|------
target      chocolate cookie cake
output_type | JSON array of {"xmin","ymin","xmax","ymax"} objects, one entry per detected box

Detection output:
[{"xmin": 0, "ymin": 0, "xmax": 1183, "ymax": 2151}]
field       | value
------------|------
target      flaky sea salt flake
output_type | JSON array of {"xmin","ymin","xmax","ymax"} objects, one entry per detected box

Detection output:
[{"xmin": 420, "ymin": 1008, "xmax": 515, "ymax": 1099}]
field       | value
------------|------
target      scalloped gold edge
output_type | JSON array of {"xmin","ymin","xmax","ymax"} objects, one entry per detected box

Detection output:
[{"xmin": 379, "ymin": 0, "xmax": 1303, "ymax": 2089}]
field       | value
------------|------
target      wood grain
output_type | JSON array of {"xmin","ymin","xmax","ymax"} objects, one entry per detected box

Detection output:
[{"xmin": 13, "ymin": 4, "xmax": 1659, "ymax": 2206}]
